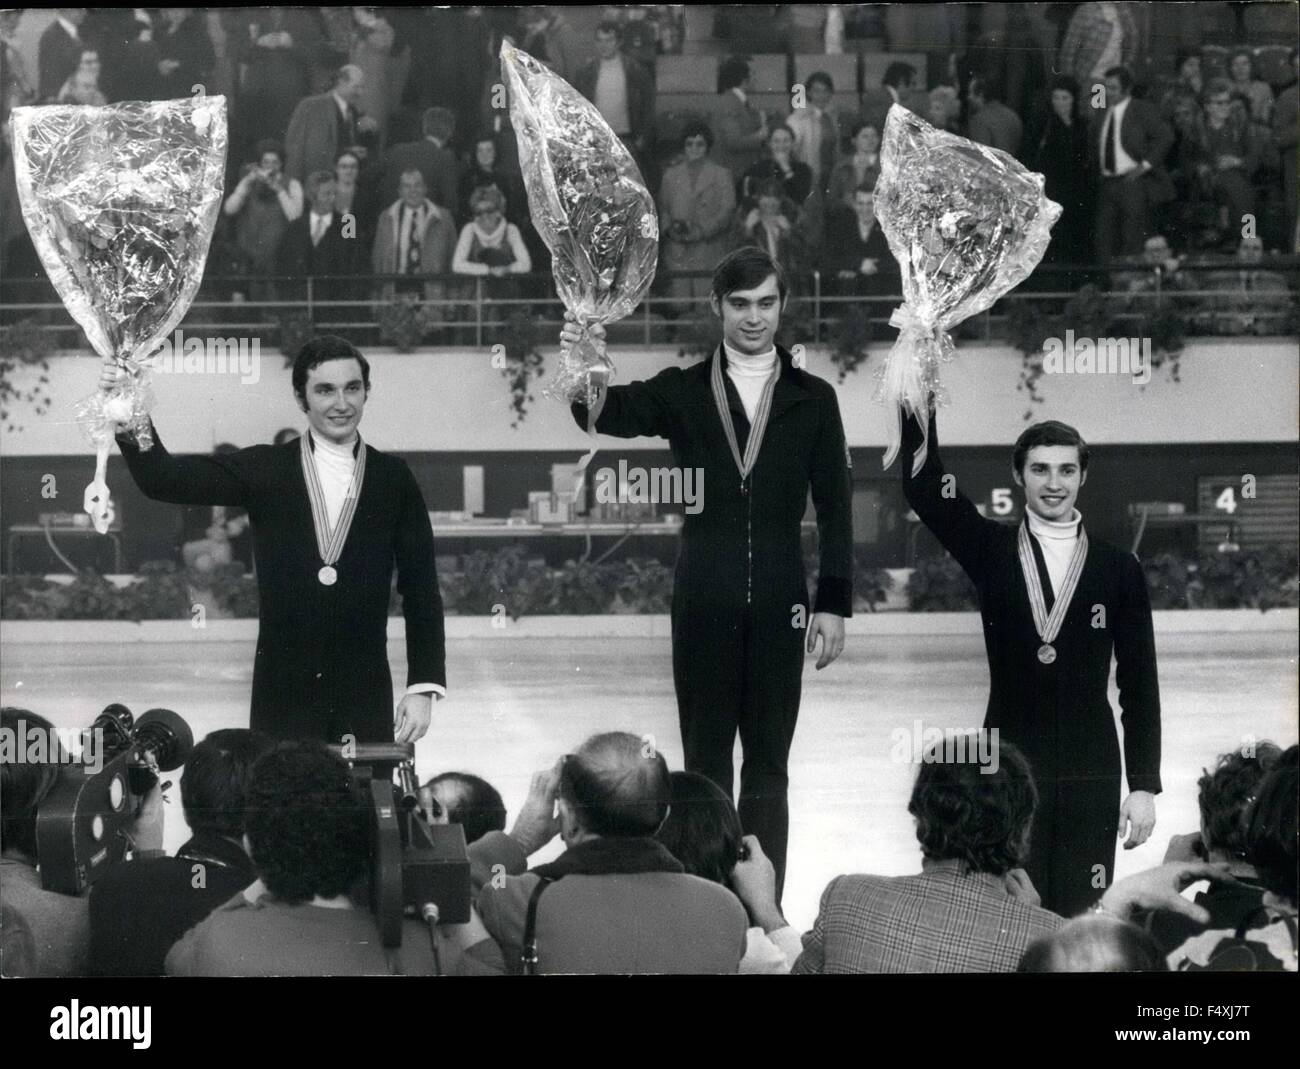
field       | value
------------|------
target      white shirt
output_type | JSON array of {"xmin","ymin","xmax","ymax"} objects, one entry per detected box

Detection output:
[
  {"xmin": 1026, "ymin": 507, "xmax": 1082, "ymax": 598},
  {"xmin": 308, "ymin": 430, "xmax": 445, "ymax": 700},
  {"xmin": 1100, "ymin": 97, "xmax": 1138, "ymax": 176},
  {"xmin": 723, "ymin": 341, "xmax": 777, "ymax": 422},
  {"xmin": 594, "ymin": 56, "xmax": 631, "ymax": 135},
  {"xmin": 788, "ymin": 107, "xmax": 825, "ymax": 179},
  {"xmin": 310, "ymin": 211, "xmax": 333, "ymax": 246}
]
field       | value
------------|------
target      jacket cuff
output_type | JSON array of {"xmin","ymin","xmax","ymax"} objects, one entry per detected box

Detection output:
[
  {"xmin": 1127, "ymin": 774, "xmax": 1162, "ymax": 795},
  {"xmin": 813, "ymin": 576, "xmax": 853, "ymax": 617}
]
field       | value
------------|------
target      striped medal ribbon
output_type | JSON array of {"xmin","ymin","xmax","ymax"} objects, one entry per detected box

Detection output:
[
  {"xmin": 300, "ymin": 431, "xmax": 367, "ymax": 586},
  {"xmin": 1017, "ymin": 520, "xmax": 1089, "ymax": 665},
  {"xmin": 710, "ymin": 347, "xmax": 778, "ymax": 488}
]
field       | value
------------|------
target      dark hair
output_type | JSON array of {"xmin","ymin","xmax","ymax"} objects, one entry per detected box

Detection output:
[
  {"xmin": 1229, "ymin": 49, "xmax": 1255, "ymax": 77},
  {"xmin": 0, "ymin": 708, "xmax": 66, "ymax": 858},
  {"xmin": 595, "ymin": 19, "xmax": 622, "ymax": 41},
  {"xmin": 335, "ymin": 149, "xmax": 361, "ymax": 168},
  {"xmin": 767, "ymin": 122, "xmax": 795, "ymax": 144},
  {"xmin": 291, "ymin": 335, "xmax": 370, "ymax": 399},
  {"xmin": 422, "ymin": 106, "xmax": 456, "ymax": 140},
  {"xmin": 306, "ymin": 170, "xmax": 336, "ymax": 199},
  {"xmin": 253, "ymin": 139, "xmax": 284, "ymax": 164},
  {"xmin": 1202, "ymin": 76, "xmax": 1235, "ymax": 105},
  {"xmin": 559, "ymin": 732, "xmax": 670, "ymax": 837},
  {"xmin": 272, "ymin": 427, "xmax": 300, "ymax": 445},
  {"xmin": 711, "ymin": 245, "xmax": 787, "ymax": 304},
  {"xmin": 1243, "ymin": 745, "xmax": 1298, "ymax": 904},
  {"xmin": 1104, "ymin": 66, "xmax": 1134, "ymax": 93},
  {"xmin": 1019, "ymin": 915, "xmax": 1169, "ymax": 972},
  {"xmin": 1048, "ymin": 74, "xmax": 1079, "ymax": 99},
  {"xmin": 424, "ymin": 772, "xmax": 507, "ymax": 844},
  {"xmin": 680, "ymin": 118, "xmax": 714, "ymax": 150},
  {"xmin": 655, "ymin": 771, "xmax": 743, "ymax": 885},
  {"xmin": 1174, "ymin": 48, "xmax": 1201, "ymax": 75},
  {"xmin": 908, "ymin": 738, "xmax": 1037, "ymax": 875},
  {"xmin": 850, "ymin": 119, "xmax": 879, "ymax": 140},
  {"xmin": 1012, "ymin": 420, "xmax": 1089, "ymax": 476},
  {"xmin": 244, "ymin": 741, "xmax": 368, "ymax": 904},
  {"xmin": 182, "ymin": 729, "xmax": 272, "ymax": 841},
  {"xmin": 1198, "ymin": 742, "xmax": 1283, "ymax": 858},
  {"xmin": 805, "ymin": 70, "xmax": 833, "ymax": 94},
  {"xmin": 883, "ymin": 62, "xmax": 916, "ymax": 90},
  {"xmin": 718, "ymin": 56, "xmax": 751, "ymax": 93}
]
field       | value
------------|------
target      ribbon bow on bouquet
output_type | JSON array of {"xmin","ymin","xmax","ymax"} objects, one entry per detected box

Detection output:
[{"xmin": 873, "ymin": 103, "xmax": 1060, "ymax": 474}]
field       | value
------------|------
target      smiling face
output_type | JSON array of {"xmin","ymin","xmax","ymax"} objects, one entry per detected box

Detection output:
[
  {"xmin": 711, "ymin": 273, "xmax": 783, "ymax": 355},
  {"xmin": 1050, "ymin": 88, "xmax": 1074, "ymax": 121},
  {"xmin": 1015, "ymin": 445, "xmax": 1086, "ymax": 521},
  {"xmin": 1230, "ymin": 53, "xmax": 1251, "ymax": 82},
  {"xmin": 399, "ymin": 170, "xmax": 426, "ymax": 208},
  {"xmin": 854, "ymin": 125, "xmax": 880, "ymax": 155},
  {"xmin": 335, "ymin": 153, "xmax": 359, "ymax": 183},
  {"xmin": 299, "ymin": 358, "xmax": 367, "ymax": 443},
  {"xmin": 474, "ymin": 138, "xmax": 496, "ymax": 169},
  {"xmin": 683, "ymin": 132, "xmax": 708, "ymax": 162},
  {"xmin": 768, "ymin": 126, "xmax": 793, "ymax": 156},
  {"xmin": 808, "ymin": 80, "xmax": 832, "ymax": 111},
  {"xmin": 854, "ymin": 189, "xmax": 875, "ymax": 225},
  {"xmin": 310, "ymin": 179, "xmax": 337, "ymax": 215}
]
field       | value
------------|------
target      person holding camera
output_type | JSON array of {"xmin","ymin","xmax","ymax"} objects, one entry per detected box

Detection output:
[
  {"xmin": 1, "ymin": 707, "xmax": 164, "ymax": 977},
  {"xmin": 221, "ymin": 139, "xmax": 304, "ymax": 303}
]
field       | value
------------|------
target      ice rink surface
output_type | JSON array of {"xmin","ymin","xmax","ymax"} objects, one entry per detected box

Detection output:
[{"xmin": 3, "ymin": 626, "xmax": 1296, "ymax": 932}]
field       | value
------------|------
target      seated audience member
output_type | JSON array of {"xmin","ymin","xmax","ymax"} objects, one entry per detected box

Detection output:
[
  {"xmin": 1197, "ymin": 78, "xmax": 1263, "ymax": 248},
  {"xmin": 822, "ymin": 182, "xmax": 898, "ymax": 302},
  {"xmin": 927, "ymin": 84, "xmax": 961, "ymax": 134},
  {"xmin": 420, "ymin": 772, "xmax": 507, "ymax": 845},
  {"xmin": 737, "ymin": 180, "xmax": 808, "ymax": 289},
  {"xmin": 381, "ymin": 105, "xmax": 459, "ymax": 221},
  {"xmin": 1144, "ymin": 742, "xmax": 1283, "ymax": 962},
  {"xmin": 827, "ymin": 121, "xmax": 881, "ymax": 210},
  {"xmin": 1167, "ymin": 744, "xmax": 1298, "ymax": 971},
  {"xmin": 655, "ymin": 770, "xmax": 803, "ymax": 973},
  {"xmin": 1229, "ymin": 49, "xmax": 1275, "ymax": 126},
  {"xmin": 791, "ymin": 739, "xmax": 1064, "ymax": 973},
  {"xmin": 1, "ymin": 708, "xmax": 162, "ymax": 977},
  {"xmin": 740, "ymin": 124, "xmax": 813, "ymax": 209},
  {"xmin": 1200, "ymin": 236, "xmax": 1293, "ymax": 335},
  {"xmin": 1018, "ymin": 913, "xmax": 1169, "ymax": 971},
  {"xmin": 165, "ymin": 741, "xmax": 436, "ymax": 976},
  {"xmin": 461, "ymin": 733, "xmax": 748, "ymax": 974},
  {"xmin": 89, "ymin": 729, "xmax": 271, "ymax": 976},
  {"xmin": 278, "ymin": 169, "xmax": 363, "ymax": 319},
  {"xmin": 457, "ymin": 136, "xmax": 524, "ymax": 224},
  {"xmin": 371, "ymin": 167, "xmax": 455, "ymax": 305},
  {"xmin": 1116, "ymin": 234, "xmax": 1200, "ymax": 314},
  {"xmin": 56, "ymin": 47, "xmax": 105, "ymax": 105},
  {"xmin": 451, "ymin": 184, "xmax": 532, "ymax": 301}
]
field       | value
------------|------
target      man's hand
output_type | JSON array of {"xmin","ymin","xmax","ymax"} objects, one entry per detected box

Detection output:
[
  {"xmin": 1099, "ymin": 860, "xmax": 1237, "ymax": 923},
  {"xmin": 1119, "ymin": 790, "xmax": 1156, "ymax": 849},
  {"xmin": 394, "ymin": 692, "xmax": 433, "ymax": 744},
  {"xmin": 98, "ymin": 353, "xmax": 122, "ymax": 392},
  {"xmin": 560, "ymin": 310, "xmax": 605, "ymax": 355},
  {"xmin": 131, "ymin": 781, "xmax": 167, "ymax": 855},
  {"xmin": 508, "ymin": 760, "xmax": 562, "ymax": 856},
  {"xmin": 806, "ymin": 611, "xmax": 845, "ymax": 670},
  {"xmin": 730, "ymin": 834, "xmax": 786, "ymax": 932},
  {"xmin": 1002, "ymin": 867, "xmax": 1042, "ymax": 906},
  {"xmin": 860, "ymin": 257, "xmax": 878, "ymax": 275}
]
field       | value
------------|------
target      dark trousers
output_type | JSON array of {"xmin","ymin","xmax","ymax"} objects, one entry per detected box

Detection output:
[
  {"xmin": 1024, "ymin": 770, "xmax": 1120, "ymax": 916},
  {"xmin": 1096, "ymin": 173, "xmax": 1154, "ymax": 263},
  {"xmin": 672, "ymin": 601, "xmax": 806, "ymax": 903}
]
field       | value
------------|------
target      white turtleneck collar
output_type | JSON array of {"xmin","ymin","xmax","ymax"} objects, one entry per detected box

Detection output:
[
  {"xmin": 722, "ymin": 341, "xmax": 778, "ymax": 377},
  {"xmin": 310, "ymin": 429, "xmax": 359, "ymax": 457},
  {"xmin": 1026, "ymin": 507, "xmax": 1081, "ymax": 540}
]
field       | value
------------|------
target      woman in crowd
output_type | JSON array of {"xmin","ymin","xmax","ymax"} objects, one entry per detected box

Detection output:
[
  {"xmin": 659, "ymin": 120, "xmax": 736, "ymax": 312},
  {"xmin": 740, "ymin": 124, "xmax": 813, "ymax": 210},
  {"xmin": 736, "ymin": 179, "xmax": 808, "ymax": 293},
  {"xmin": 221, "ymin": 139, "xmax": 304, "ymax": 302},
  {"xmin": 451, "ymin": 183, "xmax": 532, "ymax": 310},
  {"xmin": 1229, "ymin": 48, "xmax": 1274, "ymax": 125},
  {"xmin": 56, "ymin": 48, "xmax": 105, "ymax": 105},
  {"xmin": 1024, "ymin": 75, "xmax": 1094, "ymax": 271},
  {"xmin": 827, "ymin": 121, "xmax": 881, "ymax": 211}
]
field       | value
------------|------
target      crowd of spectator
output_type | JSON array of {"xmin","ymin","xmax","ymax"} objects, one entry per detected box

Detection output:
[
  {"xmin": 3, "ymin": 700, "xmax": 1295, "ymax": 975},
  {"xmin": 0, "ymin": 5, "xmax": 1295, "ymax": 335}
]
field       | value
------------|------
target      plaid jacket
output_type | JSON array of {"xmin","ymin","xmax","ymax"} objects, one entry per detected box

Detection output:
[{"xmin": 792, "ymin": 862, "xmax": 1064, "ymax": 973}]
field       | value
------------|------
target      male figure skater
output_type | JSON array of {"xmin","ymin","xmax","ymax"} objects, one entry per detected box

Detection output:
[
  {"xmin": 102, "ymin": 335, "xmax": 445, "ymax": 745},
  {"xmin": 901, "ymin": 400, "xmax": 1161, "ymax": 914},
  {"xmin": 561, "ymin": 246, "xmax": 854, "ymax": 898}
]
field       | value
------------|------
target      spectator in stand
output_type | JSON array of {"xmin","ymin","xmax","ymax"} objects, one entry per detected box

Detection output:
[
  {"xmin": 1197, "ymin": 78, "xmax": 1263, "ymax": 248},
  {"xmin": 1026, "ymin": 75, "xmax": 1094, "ymax": 271},
  {"xmin": 457, "ymin": 136, "xmax": 524, "ymax": 225},
  {"xmin": 1172, "ymin": 49, "xmax": 1203, "ymax": 101},
  {"xmin": 2, "ymin": 707, "xmax": 163, "ymax": 977},
  {"xmin": 222, "ymin": 140, "xmax": 304, "ymax": 302},
  {"xmin": 660, "ymin": 121, "xmax": 736, "ymax": 312},
  {"xmin": 1229, "ymin": 49, "xmax": 1274, "ymax": 126},
  {"xmin": 573, "ymin": 21, "xmax": 654, "ymax": 170},
  {"xmin": 38, "ymin": 8, "xmax": 86, "ymax": 102},
  {"xmin": 348, "ymin": 9, "xmax": 408, "ymax": 154},
  {"xmin": 736, "ymin": 180, "xmax": 807, "ymax": 291},
  {"xmin": 790, "ymin": 740, "xmax": 1064, "ymax": 973},
  {"xmin": 1200, "ymin": 235, "xmax": 1293, "ymax": 335},
  {"xmin": 655, "ymin": 771, "xmax": 803, "ymax": 973},
  {"xmin": 926, "ymin": 84, "xmax": 962, "ymax": 133},
  {"xmin": 0, "ymin": 10, "xmax": 37, "ymax": 122},
  {"xmin": 1058, "ymin": 1, "xmax": 1138, "ymax": 113},
  {"xmin": 1163, "ymin": 88, "xmax": 1212, "ymax": 249},
  {"xmin": 56, "ymin": 56, "xmax": 105, "ymax": 106},
  {"xmin": 285, "ymin": 65, "xmax": 379, "ymax": 187},
  {"xmin": 278, "ymin": 170, "xmax": 363, "ymax": 322},
  {"xmin": 1018, "ymin": 913, "xmax": 1168, "ymax": 971},
  {"xmin": 231, "ymin": 9, "xmax": 324, "ymax": 158},
  {"xmin": 372, "ymin": 167, "xmax": 455, "ymax": 306},
  {"xmin": 451, "ymin": 183, "xmax": 532, "ymax": 303},
  {"xmin": 966, "ymin": 74, "xmax": 1024, "ymax": 157},
  {"xmin": 1166, "ymin": 744, "xmax": 1298, "ymax": 971},
  {"xmin": 520, "ymin": 6, "xmax": 584, "ymax": 84},
  {"xmin": 420, "ymin": 772, "xmax": 507, "ymax": 846},
  {"xmin": 786, "ymin": 71, "xmax": 841, "ymax": 194},
  {"xmin": 1145, "ymin": 742, "xmax": 1284, "ymax": 965},
  {"xmin": 882, "ymin": 61, "xmax": 917, "ymax": 106},
  {"xmin": 1116, "ymin": 234, "xmax": 1200, "ymax": 315},
  {"xmin": 459, "ymin": 734, "xmax": 749, "ymax": 974},
  {"xmin": 1090, "ymin": 65, "xmax": 1176, "ymax": 263},
  {"xmin": 86, "ymin": 7, "xmax": 163, "ymax": 103},
  {"xmin": 152, "ymin": 8, "xmax": 215, "ymax": 101},
  {"xmin": 89, "ymin": 729, "xmax": 271, "ymax": 976},
  {"xmin": 331, "ymin": 148, "xmax": 382, "ymax": 248},
  {"xmin": 740, "ymin": 124, "xmax": 813, "ymax": 209},
  {"xmin": 382, "ymin": 107, "xmax": 460, "ymax": 223},
  {"xmin": 822, "ymin": 182, "xmax": 899, "ymax": 303},
  {"xmin": 827, "ymin": 121, "xmax": 881, "ymax": 210},
  {"xmin": 165, "ymin": 741, "xmax": 437, "ymax": 975},
  {"xmin": 715, "ymin": 56, "xmax": 768, "ymax": 186},
  {"xmin": 1275, "ymin": 50, "xmax": 1299, "ymax": 252}
]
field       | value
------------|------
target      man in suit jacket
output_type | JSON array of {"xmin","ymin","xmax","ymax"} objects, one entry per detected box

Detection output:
[
  {"xmin": 1089, "ymin": 66, "xmax": 1175, "ymax": 263},
  {"xmin": 379, "ymin": 107, "xmax": 460, "ymax": 219},
  {"xmin": 572, "ymin": 21, "xmax": 654, "ymax": 163},
  {"xmin": 966, "ymin": 75, "xmax": 1025, "ymax": 157},
  {"xmin": 821, "ymin": 185, "xmax": 900, "ymax": 301},
  {"xmin": 38, "ymin": 8, "xmax": 87, "ymax": 101},
  {"xmin": 564, "ymin": 247, "xmax": 854, "ymax": 900},
  {"xmin": 89, "ymin": 729, "xmax": 269, "ymax": 976},
  {"xmin": 901, "ymin": 400, "xmax": 1161, "ymax": 915},
  {"xmin": 715, "ymin": 56, "xmax": 769, "ymax": 185},
  {"xmin": 371, "ymin": 168, "xmax": 456, "ymax": 306},
  {"xmin": 456, "ymin": 733, "xmax": 749, "ymax": 974},
  {"xmin": 285, "ymin": 65, "xmax": 377, "ymax": 186},
  {"xmin": 786, "ymin": 71, "xmax": 842, "ymax": 193},
  {"xmin": 106, "ymin": 335, "xmax": 446, "ymax": 745},
  {"xmin": 279, "ymin": 170, "xmax": 363, "ymax": 318}
]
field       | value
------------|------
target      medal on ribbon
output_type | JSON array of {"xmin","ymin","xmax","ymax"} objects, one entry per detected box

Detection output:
[
  {"xmin": 1017, "ymin": 520, "xmax": 1088, "ymax": 665},
  {"xmin": 300, "ymin": 432, "xmax": 367, "ymax": 585},
  {"xmin": 711, "ymin": 347, "xmax": 778, "ymax": 490}
]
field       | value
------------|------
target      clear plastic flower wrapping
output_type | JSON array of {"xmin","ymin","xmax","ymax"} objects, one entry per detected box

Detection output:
[
  {"xmin": 873, "ymin": 103, "xmax": 1060, "ymax": 471},
  {"xmin": 500, "ymin": 44, "xmax": 658, "ymax": 406}
]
